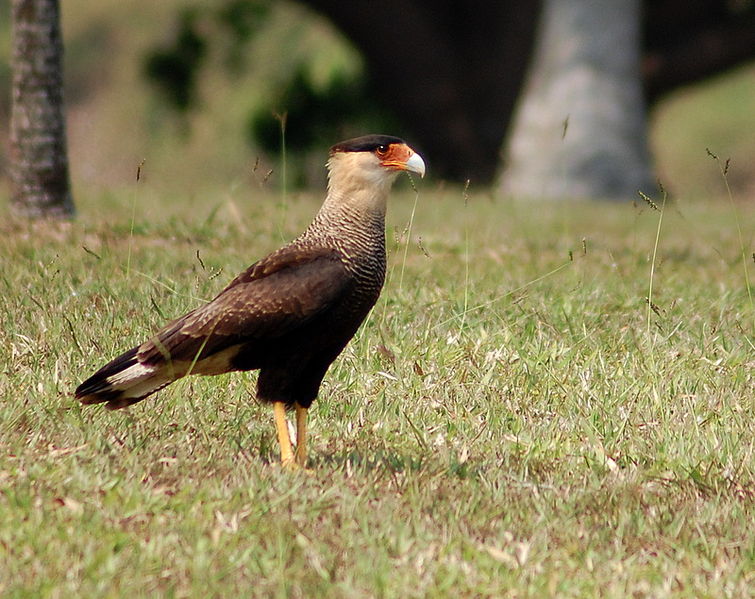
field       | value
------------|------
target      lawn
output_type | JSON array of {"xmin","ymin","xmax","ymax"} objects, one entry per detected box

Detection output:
[{"xmin": 0, "ymin": 182, "xmax": 753, "ymax": 597}]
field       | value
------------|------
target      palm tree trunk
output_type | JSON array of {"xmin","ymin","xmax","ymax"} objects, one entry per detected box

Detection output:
[
  {"xmin": 499, "ymin": 0, "xmax": 654, "ymax": 201},
  {"xmin": 10, "ymin": 0, "xmax": 75, "ymax": 218}
]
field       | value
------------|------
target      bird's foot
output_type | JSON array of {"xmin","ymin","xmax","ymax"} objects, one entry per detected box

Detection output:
[{"xmin": 279, "ymin": 457, "xmax": 313, "ymax": 475}]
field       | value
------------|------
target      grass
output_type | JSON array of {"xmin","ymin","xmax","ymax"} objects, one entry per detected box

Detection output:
[{"xmin": 0, "ymin": 183, "xmax": 753, "ymax": 598}]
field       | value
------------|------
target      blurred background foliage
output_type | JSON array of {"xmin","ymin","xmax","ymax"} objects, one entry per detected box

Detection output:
[
  {"xmin": 139, "ymin": 0, "xmax": 401, "ymax": 187},
  {"xmin": 0, "ymin": 0, "xmax": 754, "ymax": 197}
]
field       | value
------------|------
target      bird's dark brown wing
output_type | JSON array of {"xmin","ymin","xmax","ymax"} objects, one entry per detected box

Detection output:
[{"xmin": 136, "ymin": 247, "xmax": 352, "ymax": 367}]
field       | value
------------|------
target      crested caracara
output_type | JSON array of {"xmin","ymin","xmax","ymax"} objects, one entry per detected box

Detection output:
[{"xmin": 75, "ymin": 134, "xmax": 425, "ymax": 467}]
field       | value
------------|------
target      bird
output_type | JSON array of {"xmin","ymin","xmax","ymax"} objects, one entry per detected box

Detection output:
[{"xmin": 75, "ymin": 134, "xmax": 425, "ymax": 468}]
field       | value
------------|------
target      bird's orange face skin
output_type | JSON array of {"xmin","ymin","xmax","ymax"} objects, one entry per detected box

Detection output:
[{"xmin": 376, "ymin": 143, "xmax": 415, "ymax": 172}]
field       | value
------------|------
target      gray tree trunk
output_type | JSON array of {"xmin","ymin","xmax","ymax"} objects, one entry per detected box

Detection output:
[
  {"xmin": 499, "ymin": 0, "xmax": 654, "ymax": 201},
  {"xmin": 10, "ymin": 0, "xmax": 74, "ymax": 218}
]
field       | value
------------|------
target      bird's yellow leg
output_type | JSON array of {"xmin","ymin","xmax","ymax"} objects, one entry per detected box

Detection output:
[
  {"xmin": 273, "ymin": 401, "xmax": 294, "ymax": 467},
  {"xmin": 294, "ymin": 404, "xmax": 308, "ymax": 467}
]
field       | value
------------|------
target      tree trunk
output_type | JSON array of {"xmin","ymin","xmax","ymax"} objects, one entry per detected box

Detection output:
[
  {"xmin": 499, "ymin": 0, "xmax": 654, "ymax": 201},
  {"xmin": 10, "ymin": 0, "xmax": 74, "ymax": 218}
]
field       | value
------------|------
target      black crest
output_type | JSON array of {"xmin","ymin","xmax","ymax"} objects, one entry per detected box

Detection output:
[{"xmin": 330, "ymin": 134, "xmax": 405, "ymax": 154}]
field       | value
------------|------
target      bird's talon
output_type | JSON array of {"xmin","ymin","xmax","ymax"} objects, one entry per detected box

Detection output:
[{"xmin": 281, "ymin": 459, "xmax": 299, "ymax": 471}]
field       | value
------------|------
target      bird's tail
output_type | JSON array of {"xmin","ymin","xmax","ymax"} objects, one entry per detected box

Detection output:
[{"xmin": 75, "ymin": 346, "xmax": 172, "ymax": 410}]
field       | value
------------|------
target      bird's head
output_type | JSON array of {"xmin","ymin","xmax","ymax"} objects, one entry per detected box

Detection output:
[{"xmin": 326, "ymin": 135, "xmax": 426, "ymax": 194}]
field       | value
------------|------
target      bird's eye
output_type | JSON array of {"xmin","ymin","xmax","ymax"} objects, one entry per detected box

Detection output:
[{"xmin": 376, "ymin": 145, "xmax": 389, "ymax": 156}]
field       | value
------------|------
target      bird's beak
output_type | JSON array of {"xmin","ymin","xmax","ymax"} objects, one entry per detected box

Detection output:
[
  {"xmin": 381, "ymin": 144, "xmax": 426, "ymax": 178},
  {"xmin": 404, "ymin": 152, "xmax": 426, "ymax": 178}
]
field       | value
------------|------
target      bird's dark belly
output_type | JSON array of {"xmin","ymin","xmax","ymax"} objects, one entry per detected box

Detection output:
[
  {"xmin": 232, "ymin": 316, "xmax": 357, "ymax": 372},
  {"xmin": 230, "ymin": 288, "xmax": 380, "ymax": 407}
]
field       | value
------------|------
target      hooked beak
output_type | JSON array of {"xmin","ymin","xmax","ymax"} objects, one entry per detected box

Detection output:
[{"xmin": 404, "ymin": 152, "xmax": 426, "ymax": 178}]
